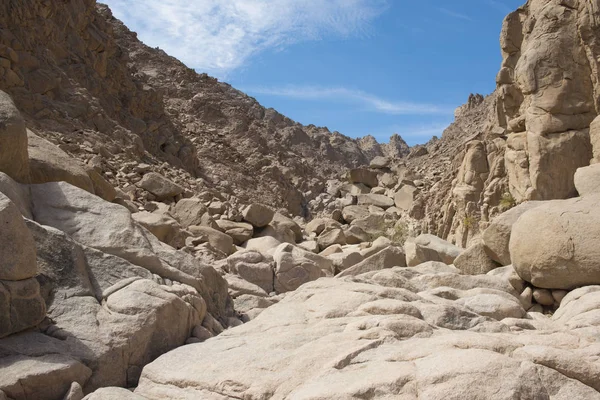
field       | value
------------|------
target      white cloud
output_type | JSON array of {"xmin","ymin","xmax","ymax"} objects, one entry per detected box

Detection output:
[
  {"xmin": 438, "ymin": 7, "xmax": 473, "ymax": 21},
  {"xmin": 102, "ymin": 0, "xmax": 387, "ymax": 77},
  {"xmin": 243, "ymin": 85, "xmax": 454, "ymax": 116}
]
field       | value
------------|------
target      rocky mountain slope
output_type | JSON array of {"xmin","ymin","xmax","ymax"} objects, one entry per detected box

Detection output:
[
  {"xmin": 3, "ymin": 0, "xmax": 600, "ymax": 399},
  {"xmin": 0, "ymin": 0, "xmax": 409, "ymax": 217}
]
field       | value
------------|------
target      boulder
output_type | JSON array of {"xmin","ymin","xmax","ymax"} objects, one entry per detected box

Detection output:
[
  {"xmin": 273, "ymin": 243, "xmax": 334, "ymax": 293},
  {"xmin": 86, "ymin": 168, "xmax": 117, "ymax": 202},
  {"xmin": 132, "ymin": 211, "xmax": 187, "ymax": 248},
  {"xmin": 215, "ymin": 220, "xmax": 253, "ymax": 245},
  {"xmin": 341, "ymin": 205, "xmax": 369, "ymax": 224},
  {"xmin": 27, "ymin": 181, "xmax": 230, "ymax": 321},
  {"xmin": 305, "ymin": 218, "xmax": 340, "ymax": 236},
  {"xmin": 136, "ymin": 265, "xmax": 600, "ymax": 399},
  {"xmin": 171, "ymin": 198, "xmax": 208, "ymax": 228},
  {"xmin": 83, "ymin": 387, "xmax": 147, "ymax": 399},
  {"xmin": 0, "ymin": 90, "xmax": 29, "ymax": 182},
  {"xmin": 137, "ymin": 172, "xmax": 184, "ymax": 200},
  {"xmin": 0, "ymin": 172, "xmax": 32, "ymax": 218},
  {"xmin": 317, "ymin": 226, "xmax": 346, "ymax": 250},
  {"xmin": 256, "ymin": 224, "xmax": 295, "ymax": 244},
  {"xmin": 0, "ymin": 193, "xmax": 37, "ymax": 281},
  {"xmin": 227, "ymin": 251, "xmax": 274, "ymax": 294},
  {"xmin": 454, "ymin": 241, "xmax": 500, "ymax": 275},
  {"xmin": 394, "ymin": 185, "xmax": 418, "ymax": 211},
  {"xmin": 344, "ymin": 225, "xmax": 370, "ymax": 244},
  {"xmin": 243, "ymin": 236, "xmax": 282, "ymax": 254},
  {"xmin": 337, "ymin": 246, "xmax": 406, "ymax": 277},
  {"xmin": 574, "ymin": 164, "xmax": 600, "ymax": 196},
  {"xmin": 298, "ymin": 240, "xmax": 319, "ymax": 253},
  {"xmin": 0, "ymin": 355, "xmax": 92, "ymax": 400},
  {"xmin": 327, "ymin": 251, "xmax": 364, "ymax": 273},
  {"xmin": 270, "ymin": 213, "xmax": 303, "ymax": 242},
  {"xmin": 340, "ymin": 183, "xmax": 370, "ymax": 195},
  {"xmin": 510, "ymin": 195, "xmax": 600, "ymax": 289},
  {"xmin": 357, "ymin": 193, "xmax": 394, "ymax": 209},
  {"xmin": 242, "ymin": 204, "xmax": 274, "ymax": 228},
  {"xmin": 369, "ymin": 156, "xmax": 390, "ymax": 169},
  {"xmin": 405, "ymin": 234, "xmax": 462, "ymax": 267},
  {"xmin": 188, "ymin": 225, "xmax": 234, "ymax": 255},
  {"xmin": 0, "ymin": 277, "xmax": 46, "ymax": 338},
  {"xmin": 28, "ymin": 131, "xmax": 94, "ymax": 194},
  {"xmin": 482, "ymin": 201, "xmax": 546, "ymax": 266},
  {"xmin": 348, "ymin": 168, "xmax": 378, "ymax": 188}
]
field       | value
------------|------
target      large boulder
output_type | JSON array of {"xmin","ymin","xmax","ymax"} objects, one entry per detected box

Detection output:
[
  {"xmin": 357, "ymin": 193, "xmax": 394, "ymax": 209},
  {"xmin": 27, "ymin": 181, "xmax": 230, "ymax": 321},
  {"xmin": 137, "ymin": 172, "xmax": 184, "ymax": 200},
  {"xmin": 188, "ymin": 225, "xmax": 234, "ymax": 255},
  {"xmin": 454, "ymin": 241, "xmax": 500, "ymax": 275},
  {"xmin": 0, "ymin": 278, "xmax": 46, "ymax": 339},
  {"xmin": 135, "ymin": 265, "xmax": 600, "ymax": 399},
  {"xmin": 132, "ymin": 211, "xmax": 187, "ymax": 248},
  {"xmin": 27, "ymin": 130, "xmax": 95, "ymax": 194},
  {"xmin": 242, "ymin": 204, "xmax": 274, "ymax": 228},
  {"xmin": 405, "ymin": 234, "xmax": 462, "ymax": 267},
  {"xmin": 0, "ymin": 193, "xmax": 37, "ymax": 281},
  {"xmin": 0, "ymin": 172, "xmax": 32, "ymax": 218},
  {"xmin": 394, "ymin": 185, "xmax": 418, "ymax": 211},
  {"xmin": 215, "ymin": 220, "xmax": 253, "ymax": 245},
  {"xmin": 227, "ymin": 251, "xmax": 274, "ymax": 294},
  {"xmin": 574, "ymin": 164, "xmax": 600, "ymax": 196},
  {"xmin": 337, "ymin": 246, "xmax": 406, "ymax": 277},
  {"xmin": 0, "ymin": 90, "xmax": 29, "ymax": 182},
  {"xmin": 273, "ymin": 243, "xmax": 334, "ymax": 293},
  {"xmin": 482, "ymin": 201, "xmax": 546, "ymax": 266},
  {"xmin": 316, "ymin": 226, "xmax": 346, "ymax": 251},
  {"xmin": 348, "ymin": 168, "xmax": 378, "ymax": 188},
  {"xmin": 171, "ymin": 198, "xmax": 208, "ymax": 228},
  {"xmin": 510, "ymin": 195, "xmax": 600, "ymax": 289}
]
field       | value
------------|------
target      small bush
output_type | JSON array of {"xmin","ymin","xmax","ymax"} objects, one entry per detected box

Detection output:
[
  {"xmin": 499, "ymin": 192, "xmax": 516, "ymax": 211},
  {"xmin": 463, "ymin": 215, "xmax": 477, "ymax": 230}
]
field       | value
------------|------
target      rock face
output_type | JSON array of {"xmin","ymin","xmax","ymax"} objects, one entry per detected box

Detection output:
[
  {"xmin": 0, "ymin": 193, "xmax": 45, "ymax": 338},
  {"xmin": 510, "ymin": 195, "xmax": 600, "ymax": 289},
  {"xmin": 136, "ymin": 267, "xmax": 600, "ymax": 399},
  {"xmin": 0, "ymin": 91, "xmax": 29, "ymax": 182},
  {"xmin": 273, "ymin": 243, "xmax": 334, "ymax": 293},
  {"xmin": 405, "ymin": 234, "xmax": 463, "ymax": 267}
]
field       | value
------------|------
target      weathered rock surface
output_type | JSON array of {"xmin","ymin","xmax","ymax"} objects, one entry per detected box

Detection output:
[
  {"xmin": 137, "ymin": 173, "xmax": 184, "ymax": 201},
  {"xmin": 273, "ymin": 243, "xmax": 334, "ymax": 293},
  {"xmin": 510, "ymin": 195, "xmax": 600, "ymax": 289},
  {"xmin": 0, "ymin": 90, "xmax": 29, "ymax": 182},
  {"xmin": 405, "ymin": 234, "xmax": 463, "ymax": 267},
  {"xmin": 136, "ymin": 267, "xmax": 600, "ymax": 399},
  {"xmin": 482, "ymin": 202, "xmax": 546, "ymax": 266}
]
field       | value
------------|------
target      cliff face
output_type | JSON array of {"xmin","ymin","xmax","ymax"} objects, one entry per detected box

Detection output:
[
  {"xmin": 0, "ymin": 0, "xmax": 395, "ymax": 216},
  {"xmin": 407, "ymin": 0, "xmax": 600, "ymax": 247}
]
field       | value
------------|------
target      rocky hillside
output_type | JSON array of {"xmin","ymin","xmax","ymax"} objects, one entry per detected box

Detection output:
[
  {"xmin": 0, "ymin": 0, "xmax": 408, "ymax": 217},
  {"xmin": 4, "ymin": 0, "xmax": 600, "ymax": 399}
]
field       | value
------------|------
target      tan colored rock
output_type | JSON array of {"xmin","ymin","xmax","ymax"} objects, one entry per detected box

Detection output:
[
  {"xmin": 28, "ymin": 131, "xmax": 94, "ymax": 194},
  {"xmin": 574, "ymin": 164, "xmax": 600, "ymax": 196},
  {"xmin": 454, "ymin": 241, "xmax": 499, "ymax": 275},
  {"xmin": 0, "ymin": 172, "xmax": 31, "ymax": 218},
  {"xmin": 215, "ymin": 220, "xmax": 253, "ymax": 245},
  {"xmin": 0, "ymin": 193, "xmax": 37, "ymax": 281},
  {"xmin": 357, "ymin": 193, "xmax": 394, "ymax": 209},
  {"xmin": 137, "ymin": 172, "xmax": 183, "ymax": 200},
  {"xmin": 86, "ymin": 168, "xmax": 117, "ymax": 202},
  {"xmin": 227, "ymin": 250, "xmax": 274, "ymax": 294},
  {"xmin": 242, "ymin": 203, "xmax": 274, "ymax": 228},
  {"xmin": 83, "ymin": 387, "xmax": 147, "ymax": 399},
  {"xmin": 305, "ymin": 218, "xmax": 340, "ymax": 236},
  {"xmin": 482, "ymin": 201, "xmax": 546, "ymax": 266},
  {"xmin": 0, "ymin": 90, "xmax": 29, "ymax": 182},
  {"xmin": 132, "ymin": 211, "xmax": 186, "ymax": 248},
  {"xmin": 171, "ymin": 198, "xmax": 208, "ymax": 228},
  {"xmin": 270, "ymin": 213, "xmax": 303, "ymax": 242},
  {"xmin": 243, "ymin": 236, "xmax": 282, "ymax": 254},
  {"xmin": 0, "ymin": 355, "xmax": 92, "ymax": 400},
  {"xmin": 337, "ymin": 246, "xmax": 406, "ymax": 278},
  {"xmin": 405, "ymin": 234, "xmax": 462, "ymax": 267},
  {"xmin": 348, "ymin": 168, "xmax": 378, "ymax": 188},
  {"xmin": 273, "ymin": 243, "xmax": 334, "ymax": 293},
  {"xmin": 510, "ymin": 195, "xmax": 600, "ymax": 289},
  {"xmin": 317, "ymin": 226, "xmax": 346, "ymax": 251},
  {"xmin": 394, "ymin": 185, "xmax": 418, "ymax": 211},
  {"xmin": 188, "ymin": 225, "xmax": 234, "ymax": 255},
  {"xmin": 0, "ymin": 277, "xmax": 46, "ymax": 338},
  {"xmin": 341, "ymin": 205, "xmax": 369, "ymax": 224}
]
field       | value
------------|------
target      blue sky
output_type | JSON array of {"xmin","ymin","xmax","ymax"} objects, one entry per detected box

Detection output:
[{"xmin": 103, "ymin": 0, "xmax": 524, "ymax": 145}]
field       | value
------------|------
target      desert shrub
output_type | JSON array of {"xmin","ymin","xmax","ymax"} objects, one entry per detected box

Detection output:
[{"xmin": 499, "ymin": 192, "xmax": 516, "ymax": 211}]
